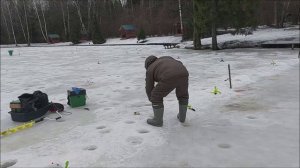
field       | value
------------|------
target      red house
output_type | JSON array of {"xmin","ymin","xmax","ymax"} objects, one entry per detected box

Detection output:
[
  {"xmin": 48, "ymin": 34, "xmax": 60, "ymax": 44},
  {"xmin": 119, "ymin": 24, "xmax": 137, "ymax": 39}
]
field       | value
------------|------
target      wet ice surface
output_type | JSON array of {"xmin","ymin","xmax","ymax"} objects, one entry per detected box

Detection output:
[{"xmin": 1, "ymin": 46, "xmax": 299, "ymax": 167}]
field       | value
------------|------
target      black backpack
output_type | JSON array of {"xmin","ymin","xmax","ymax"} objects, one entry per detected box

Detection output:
[
  {"xmin": 18, "ymin": 90, "xmax": 49, "ymax": 113},
  {"xmin": 10, "ymin": 91, "xmax": 50, "ymax": 122}
]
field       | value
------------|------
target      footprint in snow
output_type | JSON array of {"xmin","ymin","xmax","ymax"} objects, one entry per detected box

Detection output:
[
  {"xmin": 125, "ymin": 120, "xmax": 135, "ymax": 124},
  {"xmin": 99, "ymin": 129, "xmax": 111, "ymax": 134},
  {"xmin": 83, "ymin": 145, "xmax": 97, "ymax": 151},
  {"xmin": 234, "ymin": 89, "xmax": 246, "ymax": 93},
  {"xmin": 218, "ymin": 143, "xmax": 231, "ymax": 149},
  {"xmin": 137, "ymin": 129, "xmax": 150, "ymax": 134},
  {"xmin": 247, "ymin": 116, "xmax": 257, "ymax": 119},
  {"xmin": 127, "ymin": 136, "xmax": 143, "ymax": 145},
  {"xmin": 96, "ymin": 126, "xmax": 106, "ymax": 129},
  {"xmin": 0, "ymin": 159, "xmax": 18, "ymax": 168}
]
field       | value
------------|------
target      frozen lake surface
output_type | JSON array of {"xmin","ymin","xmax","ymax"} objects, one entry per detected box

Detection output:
[{"xmin": 1, "ymin": 46, "xmax": 299, "ymax": 167}]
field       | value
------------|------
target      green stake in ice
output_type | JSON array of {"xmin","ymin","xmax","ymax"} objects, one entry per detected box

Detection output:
[
  {"xmin": 187, "ymin": 104, "xmax": 196, "ymax": 111},
  {"xmin": 211, "ymin": 86, "xmax": 221, "ymax": 95},
  {"xmin": 65, "ymin": 161, "xmax": 69, "ymax": 168},
  {"xmin": 271, "ymin": 60, "xmax": 276, "ymax": 65}
]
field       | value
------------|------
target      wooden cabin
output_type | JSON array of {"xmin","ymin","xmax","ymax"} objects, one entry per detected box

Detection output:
[{"xmin": 119, "ymin": 24, "xmax": 137, "ymax": 39}]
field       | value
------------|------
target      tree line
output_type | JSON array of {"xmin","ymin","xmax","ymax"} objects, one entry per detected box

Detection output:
[{"xmin": 1, "ymin": 0, "xmax": 299, "ymax": 49}]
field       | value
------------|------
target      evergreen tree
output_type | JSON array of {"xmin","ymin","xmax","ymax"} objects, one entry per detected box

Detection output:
[
  {"xmin": 70, "ymin": 20, "xmax": 81, "ymax": 44},
  {"xmin": 70, "ymin": 9, "xmax": 81, "ymax": 44},
  {"xmin": 30, "ymin": 20, "xmax": 40, "ymax": 43},
  {"xmin": 92, "ymin": 18, "xmax": 106, "ymax": 44},
  {"xmin": 193, "ymin": 0, "xmax": 210, "ymax": 49},
  {"xmin": 218, "ymin": 0, "xmax": 258, "ymax": 33},
  {"xmin": 244, "ymin": 0, "xmax": 258, "ymax": 29},
  {"xmin": 137, "ymin": 28, "xmax": 146, "ymax": 41},
  {"xmin": 192, "ymin": 0, "xmax": 259, "ymax": 50}
]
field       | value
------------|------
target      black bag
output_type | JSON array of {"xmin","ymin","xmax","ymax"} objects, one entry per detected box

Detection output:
[
  {"xmin": 32, "ymin": 91, "xmax": 49, "ymax": 109},
  {"xmin": 10, "ymin": 91, "xmax": 50, "ymax": 122},
  {"xmin": 18, "ymin": 91, "xmax": 49, "ymax": 113}
]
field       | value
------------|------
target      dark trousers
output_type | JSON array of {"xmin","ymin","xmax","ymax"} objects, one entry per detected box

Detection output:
[{"xmin": 150, "ymin": 76, "xmax": 189, "ymax": 105}]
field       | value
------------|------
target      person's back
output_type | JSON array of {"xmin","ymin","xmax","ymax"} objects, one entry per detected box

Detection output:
[
  {"xmin": 145, "ymin": 55, "xmax": 189, "ymax": 127},
  {"xmin": 147, "ymin": 56, "xmax": 189, "ymax": 82}
]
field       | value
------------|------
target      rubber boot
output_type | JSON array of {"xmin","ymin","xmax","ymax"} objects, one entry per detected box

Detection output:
[
  {"xmin": 177, "ymin": 104, "xmax": 187, "ymax": 123},
  {"xmin": 147, "ymin": 104, "xmax": 164, "ymax": 127}
]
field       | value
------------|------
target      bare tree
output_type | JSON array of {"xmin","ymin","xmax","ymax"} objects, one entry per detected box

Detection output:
[
  {"xmin": 1, "ymin": 2, "xmax": 12, "ymax": 43},
  {"xmin": 211, "ymin": 0, "xmax": 218, "ymax": 50},
  {"xmin": 279, "ymin": 0, "xmax": 291, "ymax": 27},
  {"xmin": 40, "ymin": 0, "xmax": 49, "ymax": 40},
  {"xmin": 274, "ymin": 0, "xmax": 278, "ymax": 26},
  {"xmin": 130, "ymin": 0, "xmax": 134, "ymax": 17},
  {"xmin": 33, "ymin": 0, "xmax": 48, "ymax": 42},
  {"xmin": 67, "ymin": 0, "xmax": 71, "ymax": 38},
  {"xmin": 13, "ymin": 0, "xmax": 27, "ymax": 43},
  {"xmin": 60, "ymin": 0, "xmax": 68, "ymax": 39},
  {"xmin": 178, "ymin": 0, "xmax": 184, "ymax": 36},
  {"xmin": 140, "ymin": 0, "xmax": 144, "ymax": 9},
  {"xmin": 23, "ymin": 0, "xmax": 30, "ymax": 46},
  {"xmin": 73, "ymin": 0, "xmax": 87, "ymax": 33},
  {"xmin": 5, "ymin": 0, "xmax": 18, "ymax": 46},
  {"xmin": 87, "ymin": 0, "xmax": 92, "ymax": 34}
]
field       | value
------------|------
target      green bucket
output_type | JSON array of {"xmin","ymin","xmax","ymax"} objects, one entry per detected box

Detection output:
[{"xmin": 8, "ymin": 50, "xmax": 13, "ymax": 56}]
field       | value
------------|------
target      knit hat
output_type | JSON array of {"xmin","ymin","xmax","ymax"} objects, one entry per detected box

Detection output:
[{"xmin": 145, "ymin": 55, "xmax": 157, "ymax": 69}]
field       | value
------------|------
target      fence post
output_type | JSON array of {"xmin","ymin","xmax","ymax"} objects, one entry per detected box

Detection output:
[{"xmin": 228, "ymin": 64, "xmax": 232, "ymax": 89}]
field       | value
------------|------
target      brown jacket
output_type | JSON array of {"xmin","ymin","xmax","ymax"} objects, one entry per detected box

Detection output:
[{"xmin": 145, "ymin": 56, "xmax": 189, "ymax": 100}]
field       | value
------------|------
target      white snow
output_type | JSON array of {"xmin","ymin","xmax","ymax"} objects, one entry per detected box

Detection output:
[
  {"xmin": 104, "ymin": 36, "xmax": 182, "ymax": 44},
  {"xmin": 1, "ymin": 28, "xmax": 299, "ymax": 167},
  {"xmin": 181, "ymin": 26, "xmax": 299, "ymax": 48},
  {"xmin": 0, "ymin": 36, "xmax": 182, "ymax": 48}
]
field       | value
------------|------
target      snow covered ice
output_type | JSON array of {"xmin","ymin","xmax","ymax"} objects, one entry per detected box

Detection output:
[{"xmin": 1, "ymin": 44, "xmax": 299, "ymax": 167}]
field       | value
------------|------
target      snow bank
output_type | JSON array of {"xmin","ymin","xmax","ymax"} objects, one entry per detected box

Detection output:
[{"xmin": 181, "ymin": 26, "xmax": 299, "ymax": 49}]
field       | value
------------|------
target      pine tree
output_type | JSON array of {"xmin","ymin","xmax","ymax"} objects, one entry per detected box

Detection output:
[
  {"xmin": 221, "ymin": 0, "xmax": 258, "ymax": 34},
  {"xmin": 70, "ymin": 8, "xmax": 81, "ymax": 44},
  {"xmin": 92, "ymin": 18, "xmax": 106, "ymax": 44},
  {"xmin": 137, "ymin": 28, "xmax": 146, "ymax": 41},
  {"xmin": 70, "ymin": 20, "xmax": 81, "ymax": 44},
  {"xmin": 193, "ymin": 0, "xmax": 210, "ymax": 50}
]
